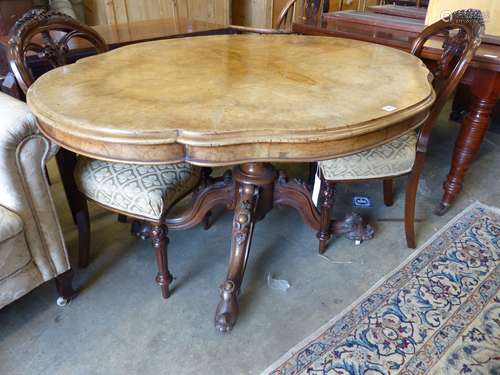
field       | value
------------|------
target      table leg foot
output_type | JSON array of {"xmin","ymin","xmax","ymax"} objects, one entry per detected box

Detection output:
[
  {"xmin": 215, "ymin": 280, "xmax": 239, "ymax": 332},
  {"xmin": 331, "ymin": 213, "xmax": 374, "ymax": 243}
]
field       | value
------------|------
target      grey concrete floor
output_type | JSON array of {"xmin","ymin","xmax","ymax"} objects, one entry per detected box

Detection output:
[{"xmin": 1, "ymin": 105, "xmax": 499, "ymax": 375}]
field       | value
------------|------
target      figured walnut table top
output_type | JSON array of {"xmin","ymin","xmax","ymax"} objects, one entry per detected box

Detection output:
[{"xmin": 27, "ymin": 34, "xmax": 435, "ymax": 166}]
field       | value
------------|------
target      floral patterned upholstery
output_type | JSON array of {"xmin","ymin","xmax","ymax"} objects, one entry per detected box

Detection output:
[
  {"xmin": 75, "ymin": 158, "xmax": 201, "ymax": 221},
  {"xmin": 319, "ymin": 132, "xmax": 417, "ymax": 181}
]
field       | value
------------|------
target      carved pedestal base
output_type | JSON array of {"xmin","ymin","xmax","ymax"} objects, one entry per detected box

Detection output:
[{"xmin": 164, "ymin": 163, "xmax": 374, "ymax": 331}]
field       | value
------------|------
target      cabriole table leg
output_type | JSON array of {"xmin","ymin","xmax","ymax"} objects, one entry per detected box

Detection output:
[{"xmin": 214, "ymin": 163, "xmax": 275, "ymax": 332}]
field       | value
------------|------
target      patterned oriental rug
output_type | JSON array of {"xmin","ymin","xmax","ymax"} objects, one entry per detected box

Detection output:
[{"xmin": 263, "ymin": 202, "xmax": 500, "ymax": 375}]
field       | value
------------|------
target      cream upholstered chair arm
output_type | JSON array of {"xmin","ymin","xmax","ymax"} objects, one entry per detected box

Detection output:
[
  {"xmin": 0, "ymin": 92, "xmax": 69, "ymax": 279},
  {"xmin": 50, "ymin": 0, "xmax": 78, "ymax": 19},
  {"xmin": 0, "ymin": 93, "xmax": 58, "ymax": 157}
]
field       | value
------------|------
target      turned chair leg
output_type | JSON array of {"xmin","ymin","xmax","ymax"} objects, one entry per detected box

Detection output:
[
  {"xmin": 383, "ymin": 179, "xmax": 394, "ymax": 207},
  {"xmin": 150, "ymin": 223, "xmax": 173, "ymax": 299},
  {"xmin": 404, "ymin": 153, "xmax": 425, "ymax": 249},
  {"xmin": 317, "ymin": 180, "xmax": 335, "ymax": 254},
  {"xmin": 55, "ymin": 269, "xmax": 78, "ymax": 306}
]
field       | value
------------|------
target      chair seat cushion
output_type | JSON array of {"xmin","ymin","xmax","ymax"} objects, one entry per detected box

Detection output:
[
  {"xmin": 0, "ymin": 206, "xmax": 23, "ymax": 243},
  {"xmin": 319, "ymin": 132, "xmax": 417, "ymax": 181},
  {"xmin": 75, "ymin": 158, "xmax": 201, "ymax": 221}
]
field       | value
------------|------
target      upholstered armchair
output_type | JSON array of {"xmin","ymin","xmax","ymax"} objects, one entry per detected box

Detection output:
[
  {"xmin": 34, "ymin": 0, "xmax": 85, "ymax": 22},
  {"xmin": 0, "ymin": 92, "xmax": 76, "ymax": 310}
]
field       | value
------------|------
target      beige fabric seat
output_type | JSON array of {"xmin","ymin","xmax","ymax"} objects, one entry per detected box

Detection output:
[
  {"xmin": 75, "ymin": 158, "xmax": 201, "ymax": 221},
  {"xmin": 319, "ymin": 132, "xmax": 417, "ymax": 181}
]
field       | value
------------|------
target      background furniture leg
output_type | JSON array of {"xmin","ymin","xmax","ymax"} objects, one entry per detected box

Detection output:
[{"xmin": 437, "ymin": 71, "xmax": 500, "ymax": 215}]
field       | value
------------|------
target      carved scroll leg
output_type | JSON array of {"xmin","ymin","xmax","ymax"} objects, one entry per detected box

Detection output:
[
  {"xmin": 166, "ymin": 170, "xmax": 235, "ymax": 231},
  {"xmin": 273, "ymin": 176, "xmax": 321, "ymax": 232},
  {"xmin": 437, "ymin": 71, "xmax": 499, "ymax": 216},
  {"xmin": 273, "ymin": 175, "xmax": 374, "ymax": 247},
  {"xmin": 150, "ymin": 223, "xmax": 173, "ymax": 299},
  {"xmin": 330, "ymin": 213, "xmax": 375, "ymax": 244},
  {"xmin": 317, "ymin": 181, "xmax": 335, "ymax": 254},
  {"xmin": 215, "ymin": 184, "xmax": 259, "ymax": 332}
]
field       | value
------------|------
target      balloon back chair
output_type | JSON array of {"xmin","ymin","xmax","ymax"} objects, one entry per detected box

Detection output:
[
  {"xmin": 316, "ymin": 9, "xmax": 485, "ymax": 253},
  {"xmin": 8, "ymin": 8, "xmax": 202, "ymax": 298}
]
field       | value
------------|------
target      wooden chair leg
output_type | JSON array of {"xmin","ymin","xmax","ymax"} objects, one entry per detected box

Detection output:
[
  {"xmin": 201, "ymin": 167, "xmax": 214, "ymax": 230},
  {"xmin": 118, "ymin": 214, "xmax": 128, "ymax": 223},
  {"xmin": 76, "ymin": 205, "xmax": 91, "ymax": 268},
  {"xmin": 150, "ymin": 223, "xmax": 173, "ymax": 299},
  {"xmin": 203, "ymin": 210, "xmax": 212, "ymax": 230},
  {"xmin": 404, "ymin": 154, "xmax": 425, "ymax": 249},
  {"xmin": 55, "ymin": 269, "xmax": 78, "ymax": 305},
  {"xmin": 55, "ymin": 149, "xmax": 91, "ymax": 268},
  {"xmin": 308, "ymin": 162, "xmax": 317, "ymax": 188},
  {"xmin": 317, "ymin": 180, "xmax": 335, "ymax": 254},
  {"xmin": 383, "ymin": 179, "xmax": 394, "ymax": 207}
]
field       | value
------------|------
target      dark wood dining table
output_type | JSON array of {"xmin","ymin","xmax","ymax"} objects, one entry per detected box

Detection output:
[{"xmin": 293, "ymin": 16, "xmax": 500, "ymax": 216}]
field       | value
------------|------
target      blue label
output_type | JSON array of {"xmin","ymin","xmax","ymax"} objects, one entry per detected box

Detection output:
[{"xmin": 352, "ymin": 195, "xmax": 372, "ymax": 208}]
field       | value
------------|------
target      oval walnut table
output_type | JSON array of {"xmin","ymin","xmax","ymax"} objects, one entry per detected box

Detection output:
[{"xmin": 27, "ymin": 34, "xmax": 435, "ymax": 332}]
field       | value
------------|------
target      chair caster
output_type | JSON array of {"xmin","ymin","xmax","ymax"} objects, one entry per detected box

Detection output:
[{"xmin": 56, "ymin": 296, "xmax": 71, "ymax": 306}]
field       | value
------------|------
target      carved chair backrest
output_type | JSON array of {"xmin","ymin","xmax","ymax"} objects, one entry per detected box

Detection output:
[
  {"xmin": 410, "ymin": 9, "xmax": 484, "ymax": 152},
  {"xmin": 8, "ymin": 8, "xmax": 108, "ymax": 95}
]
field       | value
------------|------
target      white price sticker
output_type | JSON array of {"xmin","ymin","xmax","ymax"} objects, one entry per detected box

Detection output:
[
  {"xmin": 382, "ymin": 105, "xmax": 397, "ymax": 112},
  {"xmin": 312, "ymin": 168, "xmax": 321, "ymax": 208}
]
